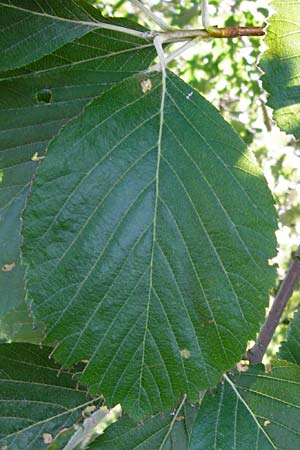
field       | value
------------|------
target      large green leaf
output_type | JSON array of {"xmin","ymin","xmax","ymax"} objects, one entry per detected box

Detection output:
[
  {"xmin": 23, "ymin": 71, "xmax": 277, "ymax": 418},
  {"xmin": 0, "ymin": 343, "xmax": 100, "ymax": 450},
  {"xmin": 189, "ymin": 362, "xmax": 300, "ymax": 450},
  {"xmin": 89, "ymin": 403, "xmax": 198, "ymax": 450},
  {"xmin": 0, "ymin": 13, "xmax": 154, "ymax": 316},
  {"xmin": 279, "ymin": 308, "xmax": 300, "ymax": 364},
  {"xmin": 261, "ymin": 0, "xmax": 300, "ymax": 138}
]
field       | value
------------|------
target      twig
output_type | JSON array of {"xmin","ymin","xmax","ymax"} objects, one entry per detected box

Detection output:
[
  {"xmin": 158, "ymin": 26, "xmax": 265, "ymax": 43},
  {"xmin": 147, "ymin": 37, "xmax": 203, "ymax": 72},
  {"xmin": 3, "ymin": 4, "xmax": 265, "ymax": 42},
  {"xmin": 246, "ymin": 246, "xmax": 300, "ymax": 364},
  {"xmin": 208, "ymin": 26, "xmax": 265, "ymax": 37},
  {"xmin": 201, "ymin": 0, "xmax": 210, "ymax": 29},
  {"xmin": 147, "ymin": 25, "xmax": 264, "ymax": 72}
]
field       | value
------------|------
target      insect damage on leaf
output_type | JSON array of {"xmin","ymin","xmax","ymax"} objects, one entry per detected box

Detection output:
[
  {"xmin": 141, "ymin": 78, "xmax": 152, "ymax": 93},
  {"xmin": 186, "ymin": 91, "xmax": 193, "ymax": 100},
  {"xmin": 82, "ymin": 405, "xmax": 97, "ymax": 417},
  {"xmin": 236, "ymin": 361, "xmax": 249, "ymax": 372},
  {"xmin": 31, "ymin": 152, "xmax": 45, "ymax": 162},
  {"xmin": 180, "ymin": 349, "xmax": 191, "ymax": 359},
  {"xmin": 175, "ymin": 415, "xmax": 185, "ymax": 422},
  {"xmin": 1, "ymin": 262, "xmax": 16, "ymax": 272},
  {"xmin": 42, "ymin": 433, "xmax": 53, "ymax": 444}
]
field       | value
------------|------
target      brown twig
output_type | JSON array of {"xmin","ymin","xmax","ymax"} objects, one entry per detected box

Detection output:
[
  {"xmin": 208, "ymin": 26, "xmax": 265, "ymax": 38},
  {"xmin": 159, "ymin": 26, "xmax": 265, "ymax": 43},
  {"xmin": 246, "ymin": 246, "xmax": 300, "ymax": 364}
]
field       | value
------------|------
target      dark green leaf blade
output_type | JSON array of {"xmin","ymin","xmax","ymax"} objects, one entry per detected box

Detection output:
[
  {"xmin": 279, "ymin": 308, "xmax": 300, "ymax": 364},
  {"xmin": 260, "ymin": 0, "xmax": 300, "ymax": 138},
  {"xmin": 189, "ymin": 362, "xmax": 300, "ymax": 450},
  {"xmin": 0, "ymin": 0, "xmax": 102, "ymax": 71},
  {"xmin": 0, "ymin": 21, "xmax": 154, "ymax": 316},
  {"xmin": 23, "ymin": 72, "xmax": 277, "ymax": 418},
  {"xmin": 89, "ymin": 403, "xmax": 198, "ymax": 450},
  {"xmin": 0, "ymin": 343, "xmax": 99, "ymax": 450}
]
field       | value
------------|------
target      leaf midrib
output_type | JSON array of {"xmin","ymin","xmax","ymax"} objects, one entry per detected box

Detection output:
[{"xmin": 137, "ymin": 70, "xmax": 166, "ymax": 409}]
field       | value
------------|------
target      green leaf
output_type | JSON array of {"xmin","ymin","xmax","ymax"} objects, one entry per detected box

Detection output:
[
  {"xmin": 260, "ymin": 0, "xmax": 300, "ymax": 138},
  {"xmin": 0, "ymin": 0, "xmax": 106, "ymax": 71},
  {"xmin": 0, "ymin": 14, "xmax": 154, "ymax": 316},
  {"xmin": 23, "ymin": 71, "xmax": 277, "ymax": 418},
  {"xmin": 279, "ymin": 308, "xmax": 300, "ymax": 364},
  {"xmin": 189, "ymin": 362, "xmax": 300, "ymax": 450},
  {"xmin": 0, "ymin": 343, "xmax": 100, "ymax": 450},
  {"xmin": 89, "ymin": 403, "xmax": 198, "ymax": 450}
]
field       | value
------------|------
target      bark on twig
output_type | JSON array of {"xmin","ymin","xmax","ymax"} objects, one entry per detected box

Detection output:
[
  {"xmin": 159, "ymin": 26, "xmax": 265, "ymax": 43},
  {"xmin": 246, "ymin": 246, "xmax": 300, "ymax": 364}
]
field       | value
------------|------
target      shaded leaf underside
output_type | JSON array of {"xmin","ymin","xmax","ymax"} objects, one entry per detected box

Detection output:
[
  {"xmin": 261, "ymin": 0, "xmax": 300, "ymax": 138},
  {"xmin": 0, "ymin": 301, "xmax": 44, "ymax": 344},
  {"xmin": 0, "ymin": 0, "xmax": 104, "ymax": 72},
  {"xmin": 23, "ymin": 71, "xmax": 277, "ymax": 418},
  {"xmin": 189, "ymin": 362, "xmax": 300, "ymax": 450},
  {"xmin": 0, "ymin": 343, "xmax": 98, "ymax": 450}
]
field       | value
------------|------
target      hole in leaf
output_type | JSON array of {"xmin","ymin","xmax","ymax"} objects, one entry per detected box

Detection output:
[
  {"xmin": 36, "ymin": 88, "xmax": 52, "ymax": 103},
  {"xmin": 141, "ymin": 79, "xmax": 152, "ymax": 93}
]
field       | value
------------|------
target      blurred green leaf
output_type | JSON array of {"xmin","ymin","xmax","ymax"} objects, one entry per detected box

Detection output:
[
  {"xmin": 261, "ymin": 0, "xmax": 300, "ymax": 138},
  {"xmin": 279, "ymin": 308, "xmax": 300, "ymax": 364}
]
